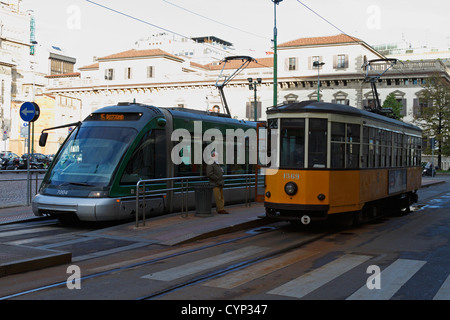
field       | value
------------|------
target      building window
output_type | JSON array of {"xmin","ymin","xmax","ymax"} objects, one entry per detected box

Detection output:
[
  {"xmin": 125, "ymin": 67, "xmax": 132, "ymax": 79},
  {"xmin": 332, "ymin": 91, "xmax": 349, "ymax": 105},
  {"xmin": 105, "ymin": 68, "xmax": 114, "ymax": 80},
  {"xmin": 287, "ymin": 57, "xmax": 297, "ymax": 71},
  {"xmin": 334, "ymin": 54, "xmax": 348, "ymax": 69},
  {"xmin": 338, "ymin": 55, "xmax": 346, "ymax": 68},
  {"xmin": 147, "ymin": 66, "xmax": 155, "ymax": 78}
]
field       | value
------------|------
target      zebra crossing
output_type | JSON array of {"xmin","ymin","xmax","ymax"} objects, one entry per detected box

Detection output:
[{"xmin": 141, "ymin": 246, "xmax": 450, "ymax": 300}]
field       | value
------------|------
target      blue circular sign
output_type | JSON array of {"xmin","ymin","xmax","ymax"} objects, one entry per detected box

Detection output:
[{"xmin": 20, "ymin": 102, "xmax": 40, "ymax": 122}]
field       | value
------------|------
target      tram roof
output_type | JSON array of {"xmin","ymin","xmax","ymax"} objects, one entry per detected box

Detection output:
[
  {"xmin": 89, "ymin": 103, "xmax": 255, "ymax": 128},
  {"xmin": 267, "ymin": 101, "xmax": 421, "ymax": 132}
]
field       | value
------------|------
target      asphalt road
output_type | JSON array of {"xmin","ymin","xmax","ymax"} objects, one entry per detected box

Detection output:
[{"xmin": 0, "ymin": 177, "xmax": 448, "ymax": 304}]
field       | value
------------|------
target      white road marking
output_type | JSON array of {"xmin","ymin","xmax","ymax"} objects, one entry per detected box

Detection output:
[
  {"xmin": 347, "ymin": 259, "xmax": 426, "ymax": 300},
  {"xmin": 433, "ymin": 274, "xmax": 450, "ymax": 300},
  {"xmin": 204, "ymin": 249, "xmax": 319, "ymax": 289},
  {"xmin": 142, "ymin": 246, "xmax": 266, "ymax": 282},
  {"xmin": 268, "ymin": 254, "xmax": 372, "ymax": 299}
]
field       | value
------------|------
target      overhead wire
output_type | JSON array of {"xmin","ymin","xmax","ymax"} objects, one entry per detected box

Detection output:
[
  {"xmin": 85, "ymin": 0, "xmax": 276, "ymax": 73},
  {"xmin": 162, "ymin": 0, "xmax": 271, "ymax": 41},
  {"xmin": 294, "ymin": 0, "xmax": 411, "ymax": 81},
  {"xmin": 85, "ymin": 0, "xmax": 235, "ymax": 57}
]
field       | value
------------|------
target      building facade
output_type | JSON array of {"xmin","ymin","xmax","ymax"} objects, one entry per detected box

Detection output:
[{"xmin": 15, "ymin": 34, "xmax": 450, "ymax": 156}]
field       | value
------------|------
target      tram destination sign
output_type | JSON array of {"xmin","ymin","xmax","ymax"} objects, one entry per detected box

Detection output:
[{"xmin": 20, "ymin": 102, "xmax": 40, "ymax": 122}]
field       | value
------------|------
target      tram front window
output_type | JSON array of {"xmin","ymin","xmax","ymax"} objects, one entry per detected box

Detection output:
[
  {"xmin": 44, "ymin": 126, "xmax": 137, "ymax": 189},
  {"xmin": 308, "ymin": 119, "xmax": 327, "ymax": 168},
  {"xmin": 280, "ymin": 119, "xmax": 305, "ymax": 168}
]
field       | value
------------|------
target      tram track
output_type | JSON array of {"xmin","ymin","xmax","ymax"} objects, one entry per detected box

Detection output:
[
  {"xmin": 0, "ymin": 223, "xmax": 283, "ymax": 299},
  {"xmin": 137, "ymin": 227, "xmax": 333, "ymax": 300},
  {"xmin": 1, "ymin": 221, "xmax": 343, "ymax": 300},
  {"xmin": 5, "ymin": 194, "xmax": 433, "ymax": 300}
]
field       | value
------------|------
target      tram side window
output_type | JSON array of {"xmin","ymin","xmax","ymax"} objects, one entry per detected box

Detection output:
[
  {"xmin": 331, "ymin": 122, "xmax": 360, "ymax": 169},
  {"xmin": 120, "ymin": 130, "xmax": 156, "ymax": 184},
  {"xmin": 394, "ymin": 133, "xmax": 402, "ymax": 167},
  {"xmin": 362, "ymin": 126, "xmax": 369, "ymax": 168},
  {"xmin": 280, "ymin": 119, "xmax": 305, "ymax": 168},
  {"xmin": 368, "ymin": 127, "xmax": 375, "ymax": 168},
  {"xmin": 229, "ymin": 136, "xmax": 252, "ymax": 174},
  {"xmin": 346, "ymin": 123, "xmax": 360, "ymax": 168},
  {"xmin": 386, "ymin": 131, "xmax": 392, "ymax": 167},
  {"xmin": 175, "ymin": 134, "xmax": 202, "ymax": 177},
  {"xmin": 331, "ymin": 122, "xmax": 345, "ymax": 168},
  {"xmin": 308, "ymin": 119, "xmax": 327, "ymax": 168},
  {"xmin": 416, "ymin": 137, "xmax": 422, "ymax": 165}
]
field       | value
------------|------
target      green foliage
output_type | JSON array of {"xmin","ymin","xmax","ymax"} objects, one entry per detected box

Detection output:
[
  {"xmin": 413, "ymin": 72, "xmax": 450, "ymax": 165},
  {"xmin": 382, "ymin": 93, "xmax": 404, "ymax": 119}
]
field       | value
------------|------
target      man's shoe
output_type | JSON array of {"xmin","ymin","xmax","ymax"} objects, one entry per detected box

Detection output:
[{"xmin": 218, "ymin": 210, "xmax": 229, "ymax": 214}]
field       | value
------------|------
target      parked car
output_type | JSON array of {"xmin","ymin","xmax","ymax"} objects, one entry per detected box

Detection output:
[
  {"xmin": 21, "ymin": 153, "xmax": 51, "ymax": 169},
  {"xmin": 0, "ymin": 152, "xmax": 21, "ymax": 170}
]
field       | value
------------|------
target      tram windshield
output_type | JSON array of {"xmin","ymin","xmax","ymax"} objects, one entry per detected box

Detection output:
[
  {"xmin": 44, "ymin": 126, "xmax": 137, "ymax": 188},
  {"xmin": 280, "ymin": 118, "xmax": 305, "ymax": 168},
  {"xmin": 280, "ymin": 118, "xmax": 328, "ymax": 169}
]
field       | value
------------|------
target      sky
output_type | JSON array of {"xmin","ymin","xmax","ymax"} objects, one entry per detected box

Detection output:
[{"xmin": 19, "ymin": 0, "xmax": 450, "ymax": 68}]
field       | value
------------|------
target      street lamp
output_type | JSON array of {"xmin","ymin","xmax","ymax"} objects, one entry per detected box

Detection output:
[
  {"xmin": 313, "ymin": 60, "xmax": 325, "ymax": 101},
  {"xmin": 272, "ymin": 0, "xmax": 283, "ymax": 107},
  {"xmin": 248, "ymin": 78, "xmax": 262, "ymax": 121}
]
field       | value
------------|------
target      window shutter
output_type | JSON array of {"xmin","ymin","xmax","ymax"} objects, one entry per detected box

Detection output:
[
  {"xmin": 246, "ymin": 101, "xmax": 262, "ymax": 120},
  {"xmin": 401, "ymin": 99, "xmax": 407, "ymax": 116},
  {"xmin": 344, "ymin": 54, "xmax": 349, "ymax": 68},
  {"xmin": 333, "ymin": 55, "xmax": 337, "ymax": 68},
  {"xmin": 413, "ymin": 98, "xmax": 419, "ymax": 116}
]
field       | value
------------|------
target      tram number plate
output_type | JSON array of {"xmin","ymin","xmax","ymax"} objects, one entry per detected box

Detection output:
[{"xmin": 283, "ymin": 173, "xmax": 300, "ymax": 180}]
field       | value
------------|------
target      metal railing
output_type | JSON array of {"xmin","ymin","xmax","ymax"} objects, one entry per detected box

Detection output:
[
  {"xmin": 135, "ymin": 174, "xmax": 256, "ymax": 227},
  {"xmin": 0, "ymin": 169, "xmax": 47, "ymax": 208}
]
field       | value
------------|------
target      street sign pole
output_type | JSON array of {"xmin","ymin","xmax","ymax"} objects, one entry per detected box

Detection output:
[
  {"xmin": 27, "ymin": 121, "xmax": 31, "ymax": 205},
  {"xmin": 20, "ymin": 102, "xmax": 40, "ymax": 206}
]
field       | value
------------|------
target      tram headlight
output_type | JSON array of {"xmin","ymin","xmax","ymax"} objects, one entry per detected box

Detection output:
[
  {"xmin": 88, "ymin": 190, "xmax": 109, "ymax": 198},
  {"xmin": 284, "ymin": 182, "xmax": 298, "ymax": 196}
]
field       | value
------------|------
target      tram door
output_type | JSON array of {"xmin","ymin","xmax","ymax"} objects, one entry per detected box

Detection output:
[{"xmin": 255, "ymin": 122, "xmax": 267, "ymax": 202}]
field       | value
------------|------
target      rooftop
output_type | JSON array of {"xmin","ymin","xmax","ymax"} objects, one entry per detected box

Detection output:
[
  {"xmin": 98, "ymin": 48, "xmax": 184, "ymax": 62},
  {"xmin": 279, "ymin": 34, "xmax": 362, "ymax": 47}
]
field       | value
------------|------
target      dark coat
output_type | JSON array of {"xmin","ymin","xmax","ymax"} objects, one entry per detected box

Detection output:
[{"xmin": 206, "ymin": 162, "xmax": 224, "ymax": 187}]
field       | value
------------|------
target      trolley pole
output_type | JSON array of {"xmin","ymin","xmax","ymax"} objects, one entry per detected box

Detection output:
[{"xmin": 272, "ymin": 0, "xmax": 282, "ymax": 107}]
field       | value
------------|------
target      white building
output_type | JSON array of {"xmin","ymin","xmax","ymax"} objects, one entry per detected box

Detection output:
[
  {"xmin": 134, "ymin": 32, "xmax": 234, "ymax": 64},
  {"xmin": 0, "ymin": 1, "xmax": 35, "ymax": 149},
  {"xmin": 0, "ymin": 1, "xmax": 78, "ymax": 154},
  {"xmin": 45, "ymin": 34, "xmax": 450, "ymax": 127}
]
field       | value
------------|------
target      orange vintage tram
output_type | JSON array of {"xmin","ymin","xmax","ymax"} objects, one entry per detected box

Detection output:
[{"xmin": 262, "ymin": 101, "xmax": 422, "ymax": 224}]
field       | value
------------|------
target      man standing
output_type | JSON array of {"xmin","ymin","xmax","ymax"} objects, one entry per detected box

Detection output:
[{"xmin": 206, "ymin": 151, "xmax": 229, "ymax": 214}]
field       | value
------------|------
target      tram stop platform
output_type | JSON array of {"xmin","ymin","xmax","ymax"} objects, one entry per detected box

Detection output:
[{"xmin": 0, "ymin": 176, "xmax": 446, "ymax": 278}]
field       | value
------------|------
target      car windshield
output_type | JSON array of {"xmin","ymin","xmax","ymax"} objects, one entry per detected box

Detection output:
[{"xmin": 45, "ymin": 126, "xmax": 137, "ymax": 187}]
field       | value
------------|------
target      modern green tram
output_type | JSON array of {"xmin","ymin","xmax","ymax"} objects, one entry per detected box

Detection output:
[{"xmin": 32, "ymin": 102, "xmax": 256, "ymax": 222}]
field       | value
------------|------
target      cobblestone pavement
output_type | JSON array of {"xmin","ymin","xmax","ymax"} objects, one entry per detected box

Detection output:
[{"xmin": 0, "ymin": 171, "xmax": 45, "ymax": 208}]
